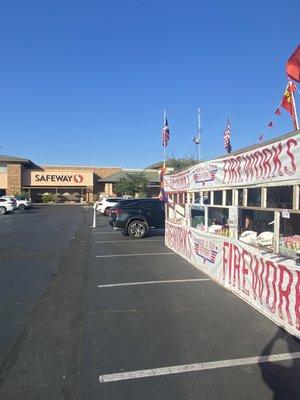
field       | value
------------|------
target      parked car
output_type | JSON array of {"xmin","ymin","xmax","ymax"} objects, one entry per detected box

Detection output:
[
  {"xmin": 0, "ymin": 197, "xmax": 16, "ymax": 215},
  {"xmin": 96, "ymin": 197, "xmax": 126, "ymax": 215},
  {"xmin": 2, "ymin": 195, "xmax": 32, "ymax": 211},
  {"xmin": 109, "ymin": 198, "xmax": 165, "ymax": 238}
]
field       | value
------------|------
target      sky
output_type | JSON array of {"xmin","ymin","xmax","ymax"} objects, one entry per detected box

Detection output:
[{"xmin": 0, "ymin": 1, "xmax": 299, "ymax": 168}]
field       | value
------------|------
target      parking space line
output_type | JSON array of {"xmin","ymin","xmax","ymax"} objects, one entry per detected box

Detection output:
[
  {"xmin": 99, "ymin": 352, "xmax": 300, "ymax": 383},
  {"xmin": 97, "ymin": 278, "xmax": 211, "ymax": 288},
  {"xmin": 95, "ymin": 252, "xmax": 174, "ymax": 258},
  {"xmin": 94, "ymin": 239, "xmax": 164, "ymax": 243},
  {"xmin": 92, "ymin": 232, "xmax": 120, "ymax": 235}
]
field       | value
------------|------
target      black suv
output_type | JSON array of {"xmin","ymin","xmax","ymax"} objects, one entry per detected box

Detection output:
[{"xmin": 108, "ymin": 198, "xmax": 165, "ymax": 238}]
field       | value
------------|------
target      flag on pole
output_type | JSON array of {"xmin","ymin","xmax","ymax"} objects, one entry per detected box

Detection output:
[
  {"xmin": 275, "ymin": 108, "xmax": 281, "ymax": 115},
  {"xmin": 162, "ymin": 117, "xmax": 170, "ymax": 147},
  {"xmin": 280, "ymin": 81, "xmax": 298, "ymax": 129},
  {"xmin": 223, "ymin": 116, "xmax": 232, "ymax": 153},
  {"xmin": 286, "ymin": 44, "xmax": 300, "ymax": 82}
]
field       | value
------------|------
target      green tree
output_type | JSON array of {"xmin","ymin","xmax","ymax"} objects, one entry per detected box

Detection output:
[
  {"xmin": 167, "ymin": 155, "xmax": 198, "ymax": 172},
  {"xmin": 115, "ymin": 172, "xmax": 149, "ymax": 197}
]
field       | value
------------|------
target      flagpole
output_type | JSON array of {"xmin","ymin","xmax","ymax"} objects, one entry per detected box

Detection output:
[
  {"xmin": 289, "ymin": 80, "xmax": 299, "ymax": 130},
  {"xmin": 197, "ymin": 107, "xmax": 201, "ymax": 162},
  {"xmin": 163, "ymin": 109, "xmax": 166, "ymax": 168}
]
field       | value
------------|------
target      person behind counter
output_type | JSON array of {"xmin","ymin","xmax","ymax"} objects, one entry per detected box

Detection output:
[{"xmin": 240, "ymin": 215, "xmax": 254, "ymax": 233}]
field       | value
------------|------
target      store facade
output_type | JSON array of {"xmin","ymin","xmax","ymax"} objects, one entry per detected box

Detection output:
[{"xmin": 0, "ymin": 155, "xmax": 121, "ymax": 202}]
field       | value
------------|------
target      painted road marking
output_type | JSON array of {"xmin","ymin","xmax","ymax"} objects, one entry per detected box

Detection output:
[
  {"xmin": 92, "ymin": 232, "xmax": 120, "ymax": 235},
  {"xmin": 97, "ymin": 278, "xmax": 211, "ymax": 288},
  {"xmin": 94, "ymin": 239, "xmax": 164, "ymax": 243},
  {"xmin": 95, "ymin": 252, "xmax": 174, "ymax": 258},
  {"xmin": 99, "ymin": 352, "xmax": 300, "ymax": 383}
]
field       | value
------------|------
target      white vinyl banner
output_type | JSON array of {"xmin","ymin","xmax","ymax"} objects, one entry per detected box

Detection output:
[
  {"xmin": 164, "ymin": 132, "xmax": 300, "ymax": 192},
  {"xmin": 165, "ymin": 221, "xmax": 300, "ymax": 338}
]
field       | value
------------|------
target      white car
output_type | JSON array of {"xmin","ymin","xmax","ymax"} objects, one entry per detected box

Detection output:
[
  {"xmin": 0, "ymin": 197, "xmax": 16, "ymax": 215},
  {"xmin": 1, "ymin": 195, "xmax": 32, "ymax": 211},
  {"xmin": 96, "ymin": 197, "xmax": 125, "ymax": 215}
]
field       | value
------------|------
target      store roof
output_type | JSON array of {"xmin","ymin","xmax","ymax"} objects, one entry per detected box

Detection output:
[
  {"xmin": 0, "ymin": 154, "xmax": 38, "ymax": 168},
  {"xmin": 146, "ymin": 161, "xmax": 174, "ymax": 169},
  {"xmin": 99, "ymin": 169, "xmax": 160, "ymax": 183}
]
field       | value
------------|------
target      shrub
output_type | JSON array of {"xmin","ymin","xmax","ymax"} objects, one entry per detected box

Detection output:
[{"xmin": 42, "ymin": 193, "xmax": 56, "ymax": 203}]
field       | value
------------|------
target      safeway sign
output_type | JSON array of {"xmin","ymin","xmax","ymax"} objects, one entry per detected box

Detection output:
[{"xmin": 23, "ymin": 170, "xmax": 93, "ymax": 186}]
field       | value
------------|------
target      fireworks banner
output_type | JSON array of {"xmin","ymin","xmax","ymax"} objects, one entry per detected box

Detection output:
[
  {"xmin": 165, "ymin": 221, "xmax": 300, "ymax": 338},
  {"xmin": 164, "ymin": 131, "xmax": 300, "ymax": 192}
]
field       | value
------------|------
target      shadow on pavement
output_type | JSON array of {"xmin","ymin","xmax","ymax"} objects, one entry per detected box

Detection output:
[{"xmin": 259, "ymin": 328, "xmax": 300, "ymax": 399}]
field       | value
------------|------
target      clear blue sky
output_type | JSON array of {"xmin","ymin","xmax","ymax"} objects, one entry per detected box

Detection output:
[{"xmin": 0, "ymin": 1, "xmax": 299, "ymax": 168}]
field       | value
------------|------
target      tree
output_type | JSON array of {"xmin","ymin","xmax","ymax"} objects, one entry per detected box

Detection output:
[
  {"xmin": 115, "ymin": 172, "xmax": 149, "ymax": 197},
  {"xmin": 167, "ymin": 155, "xmax": 198, "ymax": 172}
]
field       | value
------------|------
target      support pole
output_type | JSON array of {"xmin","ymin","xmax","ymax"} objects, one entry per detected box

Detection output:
[
  {"xmin": 197, "ymin": 107, "xmax": 201, "ymax": 162},
  {"xmin": 92, "ymin": 203, "xmax": 97, "ymax": 228},
  {"xmin": 163, "ymin": 109, "xmax": 166, "ymax": 168},
  {"xmin": 290, "ymin": 80, "xmax": 299, "ymax": 130}
]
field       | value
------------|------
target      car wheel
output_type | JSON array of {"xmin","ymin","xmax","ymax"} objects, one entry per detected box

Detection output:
[
  {"xmin": 18, "ymin": 204, "xmax": 26, "ymax": 211},
  {"xmin": 128, "ymin": 220, "xmax": 147, "ymax": 239},
  {"xmin": 0, "ymin": 207, "xmax": 6, "ymax": 215}
]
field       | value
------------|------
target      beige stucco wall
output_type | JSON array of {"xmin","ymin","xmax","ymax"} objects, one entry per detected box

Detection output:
[
  {"xmin": 22, "ymin": 169, "xmax": 94, "ymax": 187},
  {"xmin": 0, "ymin": 172, "xmax": 7, "ymax": 189}
]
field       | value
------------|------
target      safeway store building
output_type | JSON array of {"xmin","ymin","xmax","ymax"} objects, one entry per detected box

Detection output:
[{"xmin": 0, "ymin": 155, "xmax": 161, "ymax": 201}]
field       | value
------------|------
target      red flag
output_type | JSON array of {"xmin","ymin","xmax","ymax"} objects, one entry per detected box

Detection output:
[
  {"xmin": 275, "ymin": 108, "xmax": 281, "ymax": 115},
  {"xmin": 267, "ymin": 121, "xmax": 273, "ymax": 127},
  {"xmin": 286, "ymin": 45, "xmax": 300, "ymax": 82},
  {"xmin": 280, "ymin": 81, "xmax": 297, "ymax": 129}
]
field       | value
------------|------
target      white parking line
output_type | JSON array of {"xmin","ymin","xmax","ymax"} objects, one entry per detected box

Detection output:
[
  {"xmin": 92, "ymin": 231, "xmax": 120, "ymax": 235},
  {"xmin": 95, "ymin": 252, "xmax": 174, "ymax": 258},
  {"xmin": 94, "ymin": 239, "xmax": 164, "ymax": 243},
  {"xmin": 99, "ymin": 352, "xmax": 300, "ymax": 383},
  {"xmin": 97, "ymin": 278, "xmax": 211, "ymax": 288}
]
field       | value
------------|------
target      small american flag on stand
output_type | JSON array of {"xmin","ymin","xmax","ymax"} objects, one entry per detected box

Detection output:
[
  {"xmin": 162, "ymin": 118, "xmax": 170, "ymax": 147},
  {"xmin": 223, "ymin": 116, "xmax": 232, "ymax": 153}
]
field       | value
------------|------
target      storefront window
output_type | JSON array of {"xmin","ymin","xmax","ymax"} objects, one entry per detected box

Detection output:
[
  {"xmin": 191, "ymin": 206, "xmax": 205, "ymax": 229},
  {"xmin": 239, "ymin": 209, "xmax": 274, "ymax": 250},
  {"xmin": 267, "ymin": 186, "xmax": 293, "ymax": 209},
  {"xmin": 208, "ymin": 207, "xmax": 229, "ymax": 235},
  {"xmin": 213, "ymin": 191, "xmax": 222, "ymax": 205},
  {"xmin": 178, "ymin": 192, "xmax": 184, "ymax": 204},
  {"xmin": 247, "ymin": 188, "xmax": 261, "ymax": 207},
  {"xmin": 238, "ymin": 189, "xmax": 243, "ymax": 206},
  {"xmin": 279, "ymin": 213, "xmax": 300, "ymax": 259},
  {"xmin": 194, "ymin": 192, "xmax": 201, "ymax": 203},
  {"xmin": 203, "ymin": 191, "xmax": 210, "ymax": 205},
  {"xmin": 226, "ymin": 190, "xmax": 232, "ymax": 206}
]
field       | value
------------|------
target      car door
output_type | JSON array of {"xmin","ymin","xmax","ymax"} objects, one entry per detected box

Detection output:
[{"xmin": 143, "ymin": 200, "xmax": 165, "ymax": 228}]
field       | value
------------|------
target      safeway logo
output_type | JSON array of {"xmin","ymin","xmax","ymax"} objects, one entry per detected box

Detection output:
[{"xmin": 73, "ymin": 174, "xmax": 83, "ymax": 183}]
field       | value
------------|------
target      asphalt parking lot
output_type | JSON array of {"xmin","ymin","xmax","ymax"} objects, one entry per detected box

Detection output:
[
  {"xmin": 0, "ymin": 206, "xmax": 85, "ymax": 367},
  {"xmin": 1, "ymin": 206, "xmax": 300, "ymax": 399},
  {"xmin": 80, "ymin": 214, "xmax": 300, "ymax": 400}
]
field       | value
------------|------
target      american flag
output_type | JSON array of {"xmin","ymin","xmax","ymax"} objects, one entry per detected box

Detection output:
[
  {"xmin": 223, "ymin": 116, "xmax": 232, "ymax": 153},
  {"xmin": 162, "ymin": 118, "xmax": 170, "ymax": 147}
]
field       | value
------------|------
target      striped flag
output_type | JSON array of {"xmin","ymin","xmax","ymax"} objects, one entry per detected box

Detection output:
[
  {"xmin": 162, "ymin": 118, "xmax": 170, "ymax": 147},
  {"xmin": 223, "ymin": 116, "xmax": 232, "ymax": 153}
]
